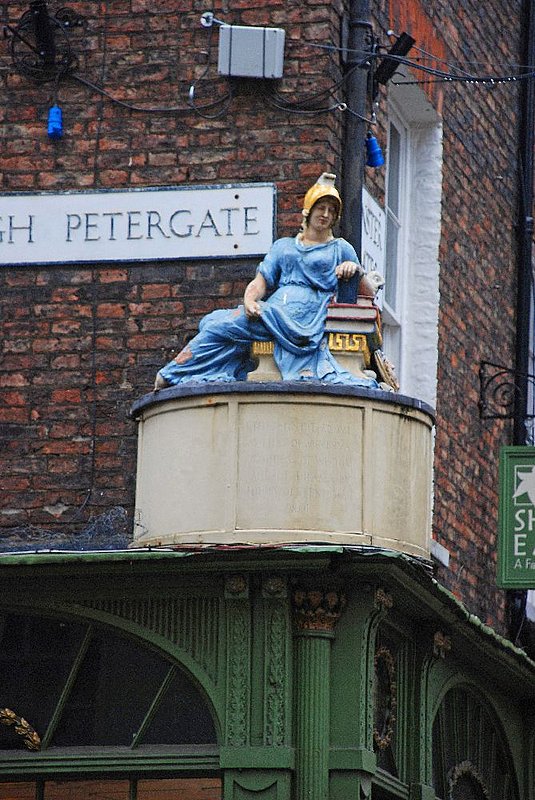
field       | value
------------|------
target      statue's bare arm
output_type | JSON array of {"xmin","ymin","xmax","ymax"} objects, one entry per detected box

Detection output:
[{"xmin": 244, "ymin": 273, "xmax": 268, "ymax": 319}]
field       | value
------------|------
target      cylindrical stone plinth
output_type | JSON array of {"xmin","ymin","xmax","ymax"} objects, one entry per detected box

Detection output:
[{"xmin": 131, "ymin": 383, "xmax": 434, "ymax": 557}]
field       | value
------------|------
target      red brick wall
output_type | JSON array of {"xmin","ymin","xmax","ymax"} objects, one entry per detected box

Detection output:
[
  {"xmin": 1, "ymin": 0, "xmax": 346, "ymax": 224},
  {"xmin": 0, "ymin": 777, "xmax": 222, "ymax": 799},
  {"xmin": 365, "ymin": 0, "xmax": 522, "ymax": 634},
  {"xmin": 0, "ymin": 257, "xmax": 261, "ymax": 539},
  {"xmin": 0, "ymin": 0, "xmax": 347, "ymax": 543},
  {"xmin": 411, "ymin": 0, "xmax": 521, "ymax": 632}
]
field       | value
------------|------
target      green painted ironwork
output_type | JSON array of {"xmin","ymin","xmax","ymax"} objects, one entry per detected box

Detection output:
[{"xmin": 0, "ymin": 548, "xmax": 531, "ymax": 798}]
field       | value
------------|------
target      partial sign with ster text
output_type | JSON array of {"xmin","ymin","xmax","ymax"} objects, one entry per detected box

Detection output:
[{"xmin": 498, "ymin": 446, "xmax": 535, "ymax": 587}]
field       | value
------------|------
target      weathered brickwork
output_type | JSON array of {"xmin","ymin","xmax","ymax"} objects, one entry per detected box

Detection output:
[
  {"xmin": 0, "ymin": 0, "xmax": 527, "ymax": 634},
  {"xmin": 0, "ymin": 257, "xmax": 254, "ymax": 533},
  {"xmin": 423, "ymin": 0, "xmax": 521, "ymax": 633}
]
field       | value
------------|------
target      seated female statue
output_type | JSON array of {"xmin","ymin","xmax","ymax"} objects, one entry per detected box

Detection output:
[{"xmin": 155, "ymin": 173, "xmax": 382, "ymax": 390}]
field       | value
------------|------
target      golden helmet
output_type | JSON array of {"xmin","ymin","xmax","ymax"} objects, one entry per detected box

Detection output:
[{"xmin": 302, "ymin": 172, "xmax": 342, "ymax": 221}]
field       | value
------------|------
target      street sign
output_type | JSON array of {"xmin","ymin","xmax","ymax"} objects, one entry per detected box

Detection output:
[
  {"xmin": 498, "ymin": 446, "xmax": 535, "ymax": 587},
  {"xmin": 0, "ymin": 183, "xmax": 276, "ymax": 266}
]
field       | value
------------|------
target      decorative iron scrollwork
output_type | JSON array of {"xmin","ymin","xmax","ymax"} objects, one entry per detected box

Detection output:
[
  {"xmin": 479, "ymin": 360, "xmax": 535, "ymax": 420},
  {"xmin": 6, "ymin": 2, "xmax": 80, "ymax": 83}
]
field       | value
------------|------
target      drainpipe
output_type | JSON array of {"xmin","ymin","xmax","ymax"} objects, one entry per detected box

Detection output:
[
  {"xmin": 339, "ymin": 0, "xmax": 372, "ymax": 302},
  {"xmin": 509, "ymin": 0, "xmax": 535, "ymax": 644},
  {"xmin": 513, "ymin": 0, "xmax": 535, "ymax": 445}
]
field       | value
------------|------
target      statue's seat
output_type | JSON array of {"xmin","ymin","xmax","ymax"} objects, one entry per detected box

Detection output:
[{"xmin": 247, "ymin": 297, "xmax": 393, "ymax": 385}]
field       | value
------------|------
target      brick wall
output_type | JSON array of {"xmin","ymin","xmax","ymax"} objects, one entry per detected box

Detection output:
[
  {"xmin": 364, "ymin": 0, "xmax": 522, "ymax": 633},
  {"xmin": 414, "ymin": 0, "xmax": 521, "ymax": 632},
  {"xmin": 0, "ymin": 0, "xmax": 349, "ymax": 545},
  {"xmin": 0, "ymin": 257, "xmax": 257, "ymax": 541},
  {"xmin": 0, "ymin": 777, "xmax": 222, "ymax": 799}
]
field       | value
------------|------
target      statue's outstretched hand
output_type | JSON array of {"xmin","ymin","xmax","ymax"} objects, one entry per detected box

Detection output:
[{"xmin": 244, "ymin": 298, "xmax": 262, "ymax": 319}]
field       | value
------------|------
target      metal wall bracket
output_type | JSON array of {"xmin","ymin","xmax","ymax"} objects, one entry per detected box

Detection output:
[{"xmin": 479, "ymin": 360, "xmax": 535, "ymax": 420}]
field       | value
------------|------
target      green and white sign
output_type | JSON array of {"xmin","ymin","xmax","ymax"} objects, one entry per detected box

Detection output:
[{"xmin": 498, "ymin": 446, "xmax": 535, "ymax": 587}]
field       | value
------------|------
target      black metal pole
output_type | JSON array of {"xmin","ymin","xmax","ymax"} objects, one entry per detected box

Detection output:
[
  {"xmin": 339, "ymin": 0, "xmax": 372, "ymax": 303},
  {"xmin": 31, "ymin": 0, "xmax": 56, "ymax": 66},
  {"xmin": 513, "ymin": 0, "xmax": 535, "ymax": 446},
  {"xmin": 508, "ymin": 0, "xmax": 535, "ymax": 647}
]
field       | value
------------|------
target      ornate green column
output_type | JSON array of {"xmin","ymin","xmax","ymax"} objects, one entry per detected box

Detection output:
[{"xmin": 293, "ymin": 589, "xmax": 345, "ymax": 800}]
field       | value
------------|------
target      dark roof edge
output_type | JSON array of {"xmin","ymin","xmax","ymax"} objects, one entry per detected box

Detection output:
[{"xmin": 130, "ymin": 381, "xmax": 436, "ymax": 420}]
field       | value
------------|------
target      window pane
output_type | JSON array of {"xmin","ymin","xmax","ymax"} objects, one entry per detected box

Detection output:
[
  {"xmin": 387, "ymin": 124, "xmax": 401, "ymax": 218},
  {"xmin": 45, "ymin": 780, "xmax": 129, "ymax": 800},
  {"xmin": 384, "ymin": 215, "xmax": 399, "ymax": 311},
  {"xmin": 137, "ymin": 778, "xmax": 222, "ymax": 800},
  {"xmin": 0, "ymin": 613, "xmax": 218, "ymax": 750},
  {"xmin": 141, "ymin": 669, "xmax": 217, "ymax": 745},
  {"xmin": 51, "ymin": 631, "xmax": 169, "ymax": 746},
  {"xmin": 0, "ymin": 784, "xmax": 36, "ymax": 800},
  {"xmin": 0, "ymin": 616, "xmax": 88, "ymax": 748}
]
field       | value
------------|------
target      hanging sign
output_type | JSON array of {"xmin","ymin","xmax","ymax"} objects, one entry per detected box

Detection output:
[
  {"xmin": 498, "ymin": 446, "xmax": 535, "ymax": 587},
  {"xmin": 361, "ymin": 188, "xmax": 385, "ymax": 275},
  {"xmin": 0, "ymin": 183, "xmax": 276, "ymax": 266}
]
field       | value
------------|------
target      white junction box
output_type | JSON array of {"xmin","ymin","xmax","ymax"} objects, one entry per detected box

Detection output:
[{"xmin": 218, "ymin": 25, "xmax": 285, "ymax": 79}]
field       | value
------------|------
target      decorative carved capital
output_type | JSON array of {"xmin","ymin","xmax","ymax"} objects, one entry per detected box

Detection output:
[
  {"xmin": 262, "ymin": 575, "xmax": 287, "ymax": 599},
  {"xmin": 433, "ymin": 630, "xmax": 452, "ymax": 659},
  {"xmin": 225, "ymin": 574, "xmax": 249, "ymax": 599},
  {"xmin": 292, "ymin": 589, "xmax": 346, "ymax": 634},
  {"xmin": 374, "ymin": 587, "xmax": 394, "ymax": 611}
]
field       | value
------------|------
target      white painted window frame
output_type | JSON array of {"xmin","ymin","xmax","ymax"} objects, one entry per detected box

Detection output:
[
  {"xmin": 382, "ymin": 105, "xmax": 411, "ymax": 381},
  {"xmin": 380, "ymin": 84, "xmax": 442, "ymax": 409}
]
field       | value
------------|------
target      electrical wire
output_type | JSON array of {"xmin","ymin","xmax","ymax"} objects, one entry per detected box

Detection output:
[
  {"xmin": 188, "ymin": 81, "xmax": 234, "ymax": 118},
  {"xmin": 266, "ymin": 96, "xmax": 345, "ymax": 115},
  {"xmin": 7, "ymin": 10, "xmax": 78, "ymax": 82},
  {"xmin": 391, "ymin": 71, "xmax": 535, "ymax": 87},
  {"xmin": 302, "ymin": 35, "xmax": 535, "ymax": 90},
  {"xmin": 71, "ymin": 72, "xmax": 232, "ymax": 114},
  {"xmin": 375, "ymin": 52, "xmax": 535, "ymax": 86},
  {"xmin": 266, "ymin": 49, "xmax": 534, "ymax": 118},
  {"xmin": 7, "ymin": 6, "xmax": 535, "ymax": 123},
  {"xmin": 185, "ymin": 23, "xmax": 235, "ymax": 119},
  {"xmin": 69, "ymin": 50, "xmax": 534, "ymax": 119},
  {"xmin": 304, "ymin": 35, "xmax": 535, "ymax": 76},
  {"xmin": 268, "ymin": 53, "xmax": 372, "ymax": 112}
]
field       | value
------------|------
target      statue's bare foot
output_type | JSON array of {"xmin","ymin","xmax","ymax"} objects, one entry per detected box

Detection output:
[{"xmin": 154, "ymin": 373, "xmax": 169, "ymax": 391}]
